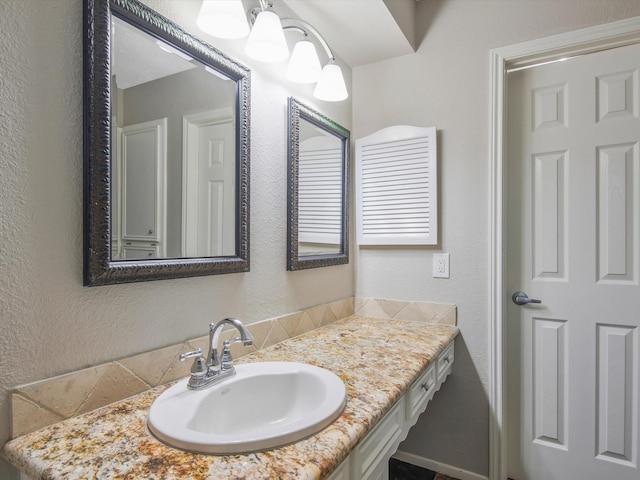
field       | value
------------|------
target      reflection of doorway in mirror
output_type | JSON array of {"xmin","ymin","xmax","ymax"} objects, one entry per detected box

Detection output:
[
  {"xmin": 113, "ymin": 117, "xmax": 167, "ymax": 260},
  {"xmin": 182, "ymin": 109, "xmax": 236, "ymax": 257},
  {"xmin": 111, "ymin": 118, "xmax": 121, "ymax": 260},
  {"xmin": 298, "ymin": 136, "xmax": 343, "ymax": 256}
]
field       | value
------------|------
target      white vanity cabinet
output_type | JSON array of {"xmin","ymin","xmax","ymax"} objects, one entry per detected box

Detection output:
[
  {"xmin": 121, "ymin": 241, "xmax": 160, "ymax": 259},
  {"xmin": 327, "ymin": 342, "xmax": 454, "ymax": 480}
]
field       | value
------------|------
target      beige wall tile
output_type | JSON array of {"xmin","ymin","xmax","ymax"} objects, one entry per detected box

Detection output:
[
  {"xmin": 15, "ymin": 366, "xmax": 105, "ymax": 418},
  {"xmin": 393, "ymin": 302, "xmax": 425, "ymax": 322},
  {"xmin": 355, "ymin": 298, "xmax": 457, "ymax": 326},
  {"xmin": 354, "ymin": 297, "xmax": 368, "ymax": 312},
  {"xmin": 395, "ymin": 301, "xmax": 457, "ymax": 324},
  {"xmin": 247, "ymin": 319, "xmax": 275, "ymax": 351},
  {"xmin": 437, "ymin": 306, "xmax": 458, "ymax": 325},
  {"xmin": 263, "ymin": 321, "xmax": 289, "ymax": 349},
  {"xmin": 11, "ymin": 394, "xmax": 64, "ymax": 438},
  {"xmin": 119, "ymin": 343, "xmax": 187, "ymax": 387},
  {"xmin": 377, "ymin": 298, "xmax": 410, "ymax": 318},
  {"xmin": 306, "ymin": 304, "xmax": 328, "ymax": 327},
  {"xmin": 293, "ymin": 313, "xmax": 316, "ymax": 337},
  {"xmin": 355, "ymin": 298, "xmax": 390, "ymax": 318},
  {"xmin": 277, "ymin": 312, "xmax": 304, "ymax": 337},
  {"xmin": 77, "ymin": 364, "xmax": 149, "ymax": 414},
  {"xmin": 328, "ymin": 297, "xmax": 355, "ymax": 320}
]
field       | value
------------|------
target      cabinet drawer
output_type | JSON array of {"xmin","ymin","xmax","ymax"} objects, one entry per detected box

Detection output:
[
  {"xmin": 406, "ymin": 364, "xmax": 436, "ymax": 425},
  {"xmin": 357, "ymin": 401, "xmax": 404, "ymax": 478},
  {"xmin": 436, "ymin": 342, "xmax": 455, "ymax": 384},
  {"xmin": 122, "ymin": 242, "xmax": 159, "ymax": 259}
]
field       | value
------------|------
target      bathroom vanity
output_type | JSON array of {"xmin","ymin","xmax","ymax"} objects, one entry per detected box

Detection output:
[{"xmin": 2, "ymin": 316, "xmax": 457, "ymax": 479}]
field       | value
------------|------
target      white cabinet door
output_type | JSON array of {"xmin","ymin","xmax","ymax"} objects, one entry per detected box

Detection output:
[
  {"xmin": 121, "ymin": 118, "xmax": 166, "ymax": 250},
  {"xmin": 353, "ymin": 401, "xmax": 404, "ymax": 479}
]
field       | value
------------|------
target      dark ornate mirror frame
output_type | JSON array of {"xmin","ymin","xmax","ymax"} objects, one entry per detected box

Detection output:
[
  {"xmin": 83, "ymin": 0, "xmax": 250, "ymax": 286},
  {"xmin": 287, "ymin": 97, "xmax": 350, "ymax": 271}
]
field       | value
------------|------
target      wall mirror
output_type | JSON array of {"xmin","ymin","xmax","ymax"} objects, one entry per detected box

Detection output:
[
  {"xmin": 83, "ymin": 0, "xmax": 250, "ymax": 285},
  {"xmin": 287, "ymin": 97, "xmax": 350, "ymax": 270}
]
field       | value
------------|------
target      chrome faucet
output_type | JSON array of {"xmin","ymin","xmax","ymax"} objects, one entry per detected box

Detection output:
[{"xmin": 179, "ymin": 318, "xmax": 254, "ymax": 390}]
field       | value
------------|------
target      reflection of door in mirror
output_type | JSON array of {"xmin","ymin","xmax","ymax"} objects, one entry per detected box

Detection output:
[
  {"xmin": 110, "ymin": 15, "xmax": 237, "ymax": 261},
  {"xmin": 182, "ymin": 109, "xmax": 235, "ymax": 257},
  {"xmin": 113, "ymin": 118, "xmax": 167, "ymax": 260},
  {"xmin": 298, "ymin": 135, "xmax": 343, "ymax": 256}
]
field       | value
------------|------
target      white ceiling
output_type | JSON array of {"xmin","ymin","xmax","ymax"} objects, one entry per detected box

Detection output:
[
  {"xmin": 112, "ymin": 16, "xmax": 196, "ymax": 89},
  {"xmin": 281, "ymin": 0, "xmax": 417, "ymax": 67}
]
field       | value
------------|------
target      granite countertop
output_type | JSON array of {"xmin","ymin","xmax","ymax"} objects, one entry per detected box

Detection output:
[{"xmin": 2, "ymin": 316, "xmax": 458, "ymax": 480}]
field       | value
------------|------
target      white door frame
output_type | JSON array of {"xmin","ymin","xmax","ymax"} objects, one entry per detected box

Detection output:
[{"xmin": 488, "ymin": 16, "xmax": 640, "ymax": 480}]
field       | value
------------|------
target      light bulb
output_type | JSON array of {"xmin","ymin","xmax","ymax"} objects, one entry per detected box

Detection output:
[
  {"xmin": 245, "ymin": 11, "xmax": 289, "ymax": 63},
  {"xmin": 196, "ymin": 0, "xmax": 250, "ymax": 39},
  {"xmin": 286, "ymin": 40, "xmax": 322, "ymax": 84},
  {"xmin": 313, "ymin": 61, "xmax": 348, "ymax": 101}
]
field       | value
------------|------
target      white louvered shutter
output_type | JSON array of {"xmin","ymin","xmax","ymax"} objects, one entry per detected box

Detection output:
[
  {"xmin": 356, "ymin": 126, "xmax": 437, "ymax": 245},
  {"xmin": 298, "ymin": 136, "xmax": 343, "ymax": 245}
]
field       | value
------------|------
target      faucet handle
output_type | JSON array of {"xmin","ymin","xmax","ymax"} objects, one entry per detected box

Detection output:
[
  {"xmin": 179, "ymin": 348, "xmax": 207, "ymax": 378},
  {"xmin": 220, "ymin": 340, "xmax": 234, "ymax": 372},
  {"xmin": 179, "ymin": 348, "xmax": 202, "ymax": 361}
]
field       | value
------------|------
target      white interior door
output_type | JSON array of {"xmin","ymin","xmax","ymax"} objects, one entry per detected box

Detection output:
[
  {"xmin": 506, "ymin": 42, "xmax": 640, "ymax": 479},
  {"xmin": 196, "ymin": 121, "xmax": 235, "ymax": 256},
  {"xmin": 182, "ymin": 109, "xmax": 235, "ymax": 257}
]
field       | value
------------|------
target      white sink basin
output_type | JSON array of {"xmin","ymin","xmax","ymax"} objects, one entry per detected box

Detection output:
[{"xmin": 147, "ymin": 362, "xmax": 347, "ymax": 454}]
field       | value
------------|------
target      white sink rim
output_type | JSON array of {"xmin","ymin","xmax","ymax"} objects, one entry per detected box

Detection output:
[{"xmin": 147, "ymin": 361, "xmax": 347, "ymax": 454}]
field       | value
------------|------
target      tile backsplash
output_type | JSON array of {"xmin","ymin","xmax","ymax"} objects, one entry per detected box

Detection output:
[
  {"xmin": 10, "ymin": 297, "xmax": 455, "ymax": 438},
  {"xmin": 355, "ymin": 297, "xmax": 457, "ymax": 325}
]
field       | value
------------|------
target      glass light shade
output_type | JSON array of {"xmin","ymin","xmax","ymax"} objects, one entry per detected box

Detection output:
[
  {"xmin": 286, "ymin": 40, "xmax": 322, "ymax": 84},
  {"xmin": 196, "ymin": 0, "xmax": 250, "ymax": 39},
  {"xmin": 245, "ymin": 11, "xmax": 289, "ymax": 62},
  {"xmin": 313, "ymin": 61, "xmax": 348, "ymax": 101}
]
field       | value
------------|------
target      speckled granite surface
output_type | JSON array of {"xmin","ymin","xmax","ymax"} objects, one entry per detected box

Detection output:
[{"xmin": 2, "ymin": 316, "xmax": 458, "ymax": 480}]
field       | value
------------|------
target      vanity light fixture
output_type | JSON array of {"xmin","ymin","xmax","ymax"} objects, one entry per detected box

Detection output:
[{"xmin": 196, "ymin": 0, "xmax": 348, "ymax": 102}]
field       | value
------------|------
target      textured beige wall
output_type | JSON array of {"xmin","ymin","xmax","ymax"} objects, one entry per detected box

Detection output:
[
  {"xmin": 0, "ymin": 1, "xmax": 352, "ymax": 478},
  {"xmin": 353, "ymin": 0, "xmax": 640, "ymax": 477}
]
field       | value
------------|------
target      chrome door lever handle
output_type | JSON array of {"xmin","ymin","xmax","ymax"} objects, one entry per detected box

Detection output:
[{"xmin": 512, "ymin": 291, "xmax": 542, "ymax": 306}]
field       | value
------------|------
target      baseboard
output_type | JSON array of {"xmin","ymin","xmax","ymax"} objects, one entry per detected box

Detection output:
[{"xmin": 393, "ymin": 450, "xmax": 489, "ymax": 480}]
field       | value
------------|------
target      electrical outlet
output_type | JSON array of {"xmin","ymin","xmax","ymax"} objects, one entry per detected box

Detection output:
[{"xmin": 433, "ymin": 253, "xmax": 450, "ymax": 278}]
